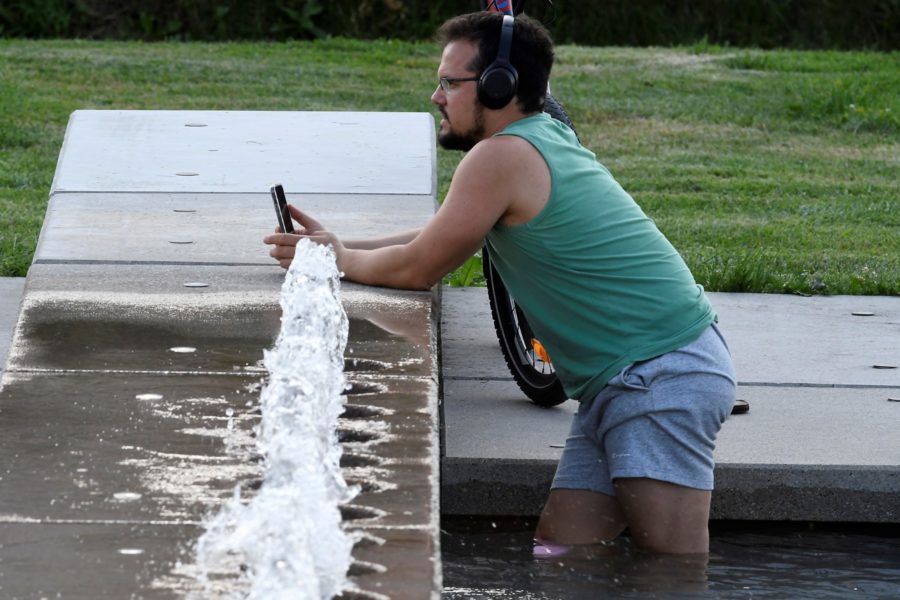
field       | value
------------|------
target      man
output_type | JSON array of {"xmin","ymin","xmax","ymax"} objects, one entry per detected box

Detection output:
[{"xmin": 264, "ymin": 12, "xmax": 736, "ymax": 556}]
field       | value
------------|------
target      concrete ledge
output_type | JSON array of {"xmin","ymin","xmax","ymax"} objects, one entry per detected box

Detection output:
[
  {"xmin": 4, "ymin": 266, "xmax": 442, "ymax": 598},
  {"xmin": 442, "ymin": 462, "xmax": 900, "ymax": 523},
  {"xmin": 0, "ymin": 278, "xmax": 25, "ymax": 373},
  {"xmin": 52, "ymin": 110, "xmax": 436, "ymax": 196},
  {"xmin": 442, "ymin": 458, "xmax": 556, "ymax": 516},
  {"xmin": 35, "ymin": 192, "xmax": 436, "ymax": 265},
  {"xmin": 712, "ymin": 465, "xmax": 900, "ymax": 522}
]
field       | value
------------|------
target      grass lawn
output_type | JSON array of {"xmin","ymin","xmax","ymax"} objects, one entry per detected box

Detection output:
[{"xmin": 1, "ymin": 38, "xmax": 897, "ymax": 294}]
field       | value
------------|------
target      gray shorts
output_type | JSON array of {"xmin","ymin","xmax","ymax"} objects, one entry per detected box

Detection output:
[{"xmin": 551, "ymin": 323, "xmax": 736, "ymax": 495}]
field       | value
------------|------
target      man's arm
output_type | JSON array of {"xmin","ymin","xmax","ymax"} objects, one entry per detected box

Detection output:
[
  {"xmin": 265, "ymin": 134, "xmax": 549, "ymax": 290},
  {"xmin": 343, "ymin": 229, "xmax": 422, "ymax": 250},
  {"xmin": 331, "ymin": 135, "xmax": 545, "ymax": 290}
]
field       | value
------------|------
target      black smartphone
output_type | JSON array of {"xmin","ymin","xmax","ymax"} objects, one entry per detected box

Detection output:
[{"xmin": 270, "ymin": 184, "xmax": 295, "ymax": 234}]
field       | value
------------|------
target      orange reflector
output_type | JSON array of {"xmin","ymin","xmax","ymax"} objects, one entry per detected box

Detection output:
[{"xmin": 531, "ymin": 338, "xmax": 551, "ymax": 364}]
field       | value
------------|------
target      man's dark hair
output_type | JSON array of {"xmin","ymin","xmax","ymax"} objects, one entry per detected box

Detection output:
[{"xmin": 436, "ymin": 12, "xmax": 554, "ymax": 113}]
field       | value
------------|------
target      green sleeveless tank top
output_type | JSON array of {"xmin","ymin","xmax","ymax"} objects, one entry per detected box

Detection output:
[{"xmin": 486, "ymin": 112, "xmax": 715, "ymax": 402}]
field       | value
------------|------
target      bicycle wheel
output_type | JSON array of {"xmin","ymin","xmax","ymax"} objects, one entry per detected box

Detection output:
[
  {"xmin": 543, "ymin": 91, "xmax": 578, "ymax": 140},
  {"xmin": 483, "ymin": 247, "xmax": 567, "ymax": 407}
]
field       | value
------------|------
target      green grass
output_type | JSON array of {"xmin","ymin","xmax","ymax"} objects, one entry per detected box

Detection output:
[{"xmin": 1, "ymin": 39, "xmax": 898, "ymax": 295}]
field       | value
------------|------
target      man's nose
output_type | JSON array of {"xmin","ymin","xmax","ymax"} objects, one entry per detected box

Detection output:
[{"xmin": 431, "ymin": 85, "xmax": 445, "ymax": 105}]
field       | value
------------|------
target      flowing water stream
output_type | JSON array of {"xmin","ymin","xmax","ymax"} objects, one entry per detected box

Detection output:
[{"xmin": 196, "ymin": 240, "xmax": 356, "ymax": 598}]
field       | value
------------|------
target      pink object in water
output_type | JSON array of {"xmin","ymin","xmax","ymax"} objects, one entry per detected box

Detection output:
[{"xmin": 532, "ymin": 541, "xmax": 571, "ymax": 558}]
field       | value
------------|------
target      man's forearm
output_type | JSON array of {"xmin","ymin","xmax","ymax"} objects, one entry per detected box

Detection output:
[
  {"xmin": 343, "ymin": 229, "xmax": 422, "ymax": 250},
  {"xmin": 340, "ymin": 244, "xmax": 435, "ymax": 291}
]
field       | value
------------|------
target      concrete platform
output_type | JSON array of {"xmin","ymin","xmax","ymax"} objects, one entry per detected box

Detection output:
[
  {"xmin": 51, "ymin": 110, "xmax": 435, "ymax": 195},
  {"xmin": 1, "ymin": 110, "xmax": 441, "ymax": 599},
  {"xmin": 440, "ymin": 287, "xmax": 900, "ymax": 522}
]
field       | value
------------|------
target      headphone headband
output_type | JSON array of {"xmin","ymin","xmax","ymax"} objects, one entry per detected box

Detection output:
[{"xmin": 496, "ymin": 14, "xmax": 514, "ymax": 66}]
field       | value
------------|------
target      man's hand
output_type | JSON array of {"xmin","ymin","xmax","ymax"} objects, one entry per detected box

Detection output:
[{"xmin": 263, "ymin": 205, "xmax": 344, "ymax": 270}]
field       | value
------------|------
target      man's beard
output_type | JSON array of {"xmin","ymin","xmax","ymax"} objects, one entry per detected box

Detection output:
[{"xmin": 438, "ymin": 104, "xmax": 485, "ymax": 152}]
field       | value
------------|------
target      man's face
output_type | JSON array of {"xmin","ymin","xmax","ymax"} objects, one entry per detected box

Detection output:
[{"xmin": 431, "ymin": 40, "xmax": 485, "ymax": 152}]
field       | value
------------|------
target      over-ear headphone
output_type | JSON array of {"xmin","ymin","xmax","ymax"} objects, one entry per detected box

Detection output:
[{"xmin": 477, "ymin": 14, "xmax": 518, "ymax": 110}]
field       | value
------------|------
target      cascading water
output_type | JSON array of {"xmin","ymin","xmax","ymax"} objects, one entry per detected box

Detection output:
[{"xmin": 196, "ymin": 239, "xmax": 357, "ymax": 599}]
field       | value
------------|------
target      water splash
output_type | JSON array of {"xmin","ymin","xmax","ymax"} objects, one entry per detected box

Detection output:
[
  {"xmin": 196, "ymin": 239, "xmax": 356, "ymax": 599},
  {"xmin": 112, "ymin": 492, "xmax": 142, "ymax": 502}
]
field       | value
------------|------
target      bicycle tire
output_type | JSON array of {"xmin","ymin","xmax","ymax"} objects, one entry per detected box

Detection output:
[
  {"xmin": 482, "ymin": 92, "xmax": 574, "ymax": 407},
  {"xmin": 483, "ymin": 247, "xmax": 568, "ymax": 406},
  {"xmin": 543, "ymin": 91, "xmax": 578, "ymax": 140}
]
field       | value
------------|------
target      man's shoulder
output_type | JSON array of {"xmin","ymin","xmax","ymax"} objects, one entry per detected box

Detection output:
[
  {"xmin": 496, "ymin": 111, "xmax": 551, "ymax": 134},
  {"xmin": 471, "ymin": 128, "xmax": 543, "ymax": 165},
  {"xmin": 452, "ymin": 132, "xmax": 546, "ymax": 183}
]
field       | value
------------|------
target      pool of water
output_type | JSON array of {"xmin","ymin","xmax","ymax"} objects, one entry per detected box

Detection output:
[{"xmin": 441, "ymin": 518, "xmax": 900, "ymax": 598}]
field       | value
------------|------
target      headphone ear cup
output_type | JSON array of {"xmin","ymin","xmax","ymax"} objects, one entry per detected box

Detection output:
[{"xmin": 477, "ymin": 64, "xmax": 518, "ymax": 110}]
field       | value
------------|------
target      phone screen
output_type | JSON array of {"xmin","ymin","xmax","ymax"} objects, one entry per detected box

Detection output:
[{"xmin": 270, "ymin": 184, "xmax": 295, "ymax": 234}]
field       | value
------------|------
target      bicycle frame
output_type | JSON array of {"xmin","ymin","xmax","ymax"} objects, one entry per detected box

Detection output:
[{"xmin": 482, "ymin": 0, "xmax": 514, "ymax": 14}]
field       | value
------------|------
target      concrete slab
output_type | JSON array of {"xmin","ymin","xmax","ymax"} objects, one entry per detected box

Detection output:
[
  {"xmin": 52, "ymin": 110, "xmax": 436, "ymax": 196},
  {"xmin": 4, "ymin": 263, "xmax": 282, "ymax": 379},
  {"xmin": 0, "ymin": 522, "xmax": 202, "ymax": 599},
  {"xmin": 714, "ymin": 385, "xmax": 900, "ymax": 466},
  {"xmin": 441, "ymin": 287, "xmax": 900, "ymax": 388},
  {"xmin": 349, "ymin": 527, "xmax": 442, "ymax": 600},
  {"xmin": 439, "ymin": 286, "xmax": 515, "ymax": 383},
  {"xmin": 444, "ymin": 380, "xmax": 900, "ymax": 467},
  {"xmin": 712, "ymin": 293, "xmax": 900, "ymax": 388},
  {"xmin": 440, "ymin": 286, "xmax": 900, "ymax": 521},
  {"xmin": 0, "ymin": 521, "xmax": 442, "ymax": 599},
  {"xmin": 35, "ymin": 192, "xmax": 436, "ymax": 265},
  {"xmin": 2, "ymin": 280, "xmax": 440, "ymax": 596},
  {"xmin": 443, "ymin": 378, "xmax": 574, "ymax": 461},
  {"xmin": 0, "ymin": 277, "xmax": 25, "ymax": 372},
  {"xmin": 7, "ymin": 263, "xmax": 434, "ymax": 380},
  {"xmin": 5, "ymin": 108, "xmax": 442, "ymax": 598},
  {"xmin": 0, "ymin": 371, "xmax": 263, "ymax": 523}
]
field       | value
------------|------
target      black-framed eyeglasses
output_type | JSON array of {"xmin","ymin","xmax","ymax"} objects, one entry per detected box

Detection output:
[{"xmin": 438, "ymin": 76, "xmax": 480, "ymax": 93}]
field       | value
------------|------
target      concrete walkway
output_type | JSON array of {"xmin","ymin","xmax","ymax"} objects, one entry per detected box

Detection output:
[{"xmin": 441, "ymin": 287, "xmax": 900, "ymax": 522}]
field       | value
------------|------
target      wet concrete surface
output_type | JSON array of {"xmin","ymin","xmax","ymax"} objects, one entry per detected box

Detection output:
[
  {"xmin": 1, "ymin": 286, "xmax": 440, "ymax": 598},
  {"xmin": 0, "ymin": 522, "xmax": 202, "ymax": 599},
  {"xmin": 0, "ymin": 371, "xmax": 263, "ymax": 521},
  {"xmin": 1, "ymin": 108, "xmax": 441, "ymax": 598},
  {"xmin": 9, "ymin": 264, "xmax": 434, "ymax": 379}
]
